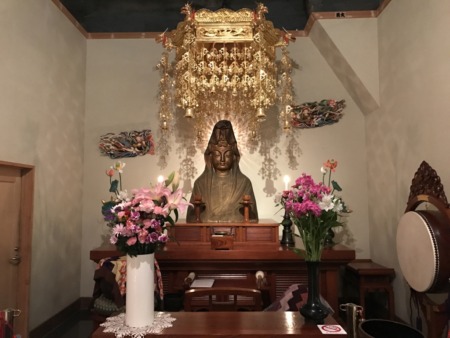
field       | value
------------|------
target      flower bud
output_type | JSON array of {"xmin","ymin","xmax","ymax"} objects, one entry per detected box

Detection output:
[
  {"xmin": 106, "ymin": 168, "xmax": 115, "ymax": 177},
  {"xmin": 172, "ymin": 171, "xmax": 180, "ymax": 190}
]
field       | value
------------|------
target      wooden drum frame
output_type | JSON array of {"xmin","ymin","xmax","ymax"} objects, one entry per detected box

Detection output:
[{"xmin": 396, "ymin": 161, "xmax": 450, "ymax": 338}]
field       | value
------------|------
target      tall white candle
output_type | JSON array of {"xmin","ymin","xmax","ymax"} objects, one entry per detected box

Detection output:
[{"xmin": 283, "ymin": 175, "xmax": 290, "ymax": 190}]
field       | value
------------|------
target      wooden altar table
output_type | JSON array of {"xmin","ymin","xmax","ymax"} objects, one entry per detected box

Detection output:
[
  {"xmin": 90, "ymin": 227, "xmax": 354, "ymax": 314},
  {"xmin": 91, "ymin": 312, "xmax": 347, "ymax": 337}
]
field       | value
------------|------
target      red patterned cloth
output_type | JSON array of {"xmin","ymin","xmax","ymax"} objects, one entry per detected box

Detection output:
[
  {"xmin": 264, "ymin": 284, "xmax": 334, "ymax": 314},
  {"xmin": 92, "ymin": 255, "xmax": 164, "ymax": 310},
  {"xmin": 264, "ymin": 284, "xmax": 308, "ymax": 311}
]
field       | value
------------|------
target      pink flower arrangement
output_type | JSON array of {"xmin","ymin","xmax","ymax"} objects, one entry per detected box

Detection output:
[
  {"xmin": 282, "ymin": 159, "xmax": 350, "ymax": 261},
  {"xmin": 102, "ymin": 161, "xmax": 191, "ymax": 256}
]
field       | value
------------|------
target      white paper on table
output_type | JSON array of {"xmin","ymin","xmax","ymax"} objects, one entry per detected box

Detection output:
[{"xmin": 190, "ymin": 279, "xmax": 215, "ymax": 288}]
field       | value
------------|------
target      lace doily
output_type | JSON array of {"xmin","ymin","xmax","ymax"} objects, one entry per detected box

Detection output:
[{"xmin": 100, "ymin": 312, "xmax": 176, "ymax": 338}]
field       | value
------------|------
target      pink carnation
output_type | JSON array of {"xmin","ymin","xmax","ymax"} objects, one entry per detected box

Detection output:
[
  {"xmin": 126, "ymin": 237, "xmax": 137, "ymax": 246},
  {"xmin": 138, "ymin": 229, "xmax": 149, "ymax": 244}
]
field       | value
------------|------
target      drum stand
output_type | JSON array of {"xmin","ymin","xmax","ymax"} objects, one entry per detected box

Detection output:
[{"xmin": 415, "ymin": 291, "xmax": 448, "ymax": 338}]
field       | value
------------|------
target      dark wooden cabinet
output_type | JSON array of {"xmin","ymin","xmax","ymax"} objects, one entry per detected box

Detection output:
[{"xmin": 90, "ymin": 220, "xmax": 355, "ymax": 315}]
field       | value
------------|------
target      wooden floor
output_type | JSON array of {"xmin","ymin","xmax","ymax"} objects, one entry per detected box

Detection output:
[{"xmin": 41, "ymin": 310, "xmax": 93, "ymax": 338}]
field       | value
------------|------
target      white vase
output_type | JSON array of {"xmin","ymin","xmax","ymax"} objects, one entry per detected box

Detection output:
[{"xmin": 125, "ymin": 253, "xmax": 155, "ymax": 328}]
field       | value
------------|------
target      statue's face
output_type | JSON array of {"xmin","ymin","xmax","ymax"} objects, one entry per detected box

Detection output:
[{"xmin": 211, "ymin": 148, "xmax": 234, "ymax": 173}]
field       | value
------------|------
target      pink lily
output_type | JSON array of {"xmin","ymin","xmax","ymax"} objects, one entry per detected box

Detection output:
[{"xmin": 148, "ymin": 182, "xmax": 172, "ymax": 201}]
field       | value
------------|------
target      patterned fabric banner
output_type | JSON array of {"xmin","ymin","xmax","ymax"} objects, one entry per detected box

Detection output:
[
  {"xmin": 99, "ymin": 130, "xmax": 155, "ymax": 159},
  {"xmin": 291, "ymin": 99, "xmax": 345, "ymax": 129}
]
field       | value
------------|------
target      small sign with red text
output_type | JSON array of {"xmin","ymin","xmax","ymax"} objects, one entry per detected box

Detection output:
[{"xmin": 318, "ymin": 324, "xmax": 347, "ymax": 334}]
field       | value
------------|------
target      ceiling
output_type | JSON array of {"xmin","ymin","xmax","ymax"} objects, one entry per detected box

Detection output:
[{"xmin": 59, "ymin": 0, "xmax": 382, "ymax": 34}]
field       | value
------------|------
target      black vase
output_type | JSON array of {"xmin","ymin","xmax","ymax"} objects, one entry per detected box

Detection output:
[{"xmin": 300, "ymin": 261, "xmax": 330, "ymax": 324}]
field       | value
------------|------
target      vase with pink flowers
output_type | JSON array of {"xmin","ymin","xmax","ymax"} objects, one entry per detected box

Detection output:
[
  {"xmin": 102, "ymin": 161, "xmax": 191, "ymax": 327},
  {"xmin": 282, "ymin": 159, "xmax": 350, "ymax": 323}
]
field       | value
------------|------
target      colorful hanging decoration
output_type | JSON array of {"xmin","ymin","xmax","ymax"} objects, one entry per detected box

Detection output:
[
  {"xmin": 99, "ymin": 130, "xmax": 155, "ymax": 159},
  {"xmin": 291, "ymin": 100, "xmax": 346, "ymax": 129}
]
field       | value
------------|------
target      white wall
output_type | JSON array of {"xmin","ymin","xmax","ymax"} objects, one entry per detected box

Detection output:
[
  {"xmin": 80, "ymin": 36, "xmax": 371, "ymax": 296},
  {"xmin": 0, "ymin": 0, "xmax": 86, "ymax": 331},
  {"xmin": 368, "ymin": 0, "xmax": 450, "ymax": 324},
  {"xmin": 321, "ymin": 18, "xmax": 380, "ymax": 105}
]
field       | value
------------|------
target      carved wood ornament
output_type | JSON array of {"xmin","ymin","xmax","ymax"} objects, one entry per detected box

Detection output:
[{"xmin": 406, "ymin": 160, "xmax": 449, "ymax": 213}]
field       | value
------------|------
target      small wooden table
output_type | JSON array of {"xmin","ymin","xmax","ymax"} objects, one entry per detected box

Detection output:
[
  {"xmin": 344, "ymin": 260, "xmax": 395, "ymax": 319},
  {"xmin": 91, "ymin": 312, "xmax": 347, "ymax": 337}
]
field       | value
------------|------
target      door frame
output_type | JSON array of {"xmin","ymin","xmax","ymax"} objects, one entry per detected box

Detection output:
[{"xmin": 0, "ymin": 160, "xmax": 34, "ymax": 336}]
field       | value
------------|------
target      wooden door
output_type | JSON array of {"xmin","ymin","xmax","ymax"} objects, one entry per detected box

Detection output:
[{"xmin": 0, "ymin": 161, "xmax": 34, "ymax": 336}]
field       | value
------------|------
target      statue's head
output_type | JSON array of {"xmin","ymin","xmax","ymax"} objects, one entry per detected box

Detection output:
[{"xmin": 205, "ymin": 120, "xmax": 240, "ymax": 173}]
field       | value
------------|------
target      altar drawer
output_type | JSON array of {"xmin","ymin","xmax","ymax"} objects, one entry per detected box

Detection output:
[{"xmin": 244, "ymin": 227, "xmax": 277, "ymax": 243}]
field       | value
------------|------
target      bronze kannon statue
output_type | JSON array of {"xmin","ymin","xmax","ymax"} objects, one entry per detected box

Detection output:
[{"xmin": 186, "ymin": 120, "xmax": 258, "ymax": 223}]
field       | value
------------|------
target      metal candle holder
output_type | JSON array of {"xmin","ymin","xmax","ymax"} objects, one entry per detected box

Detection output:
[{"xmin": 280, "ymin": 196, "xmax": 295, "ymax": 247}]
